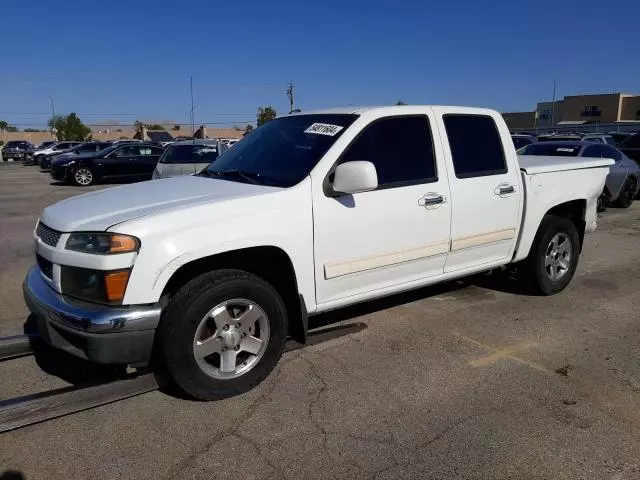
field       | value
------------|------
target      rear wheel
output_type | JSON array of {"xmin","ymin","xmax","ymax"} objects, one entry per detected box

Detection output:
[
  {"xmin": 524, "ymin": 215, "xmax": 580, "ymax": 295},
  {"xmin": 613, "ymin": 178, "xmax": 636, "ymax": 208},
  {"xmin": 71, "ymin": 167, "xmax": 94, "ymax": 186},
  {"xmin": 157, "ymin": 269, "xmax": 287, "ymax": 400}
]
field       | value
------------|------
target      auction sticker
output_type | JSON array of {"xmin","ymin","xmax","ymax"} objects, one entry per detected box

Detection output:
[{"xmin": 304, "ymin": 123, "xmax": 344, "ymax": 136}]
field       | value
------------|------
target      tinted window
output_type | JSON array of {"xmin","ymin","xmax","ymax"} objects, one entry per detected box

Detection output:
[
  {"xmin": 521, "ymin": 143, "xmax": 581, "ymax": 156},
  {"xmin": 584, "ymin": 137, "xmax": 604, "ymax": 143},
  {"xmin": 584, "ymin": 145, "xmax": 621, "ymax": 161},
  {"xmin": 338, "ymin": 116, "xmax": 436, "ymax": 188},
  {"xmin": 161, "ymin": 144, "xmax": 219, "ymax": 164},
  {"xmin": 512, "ymin": 136, "xmax": 533, "ymax": 149},
  {"xmin": 113, "ymin": 146, "xmax": 135, "ymax": 157},
  {"xmin": 605, "ymin": 136, "xmax": 617, "ymax": 146},
  {"xmin": 205, "ymin": 114, "xmax": 357, "ymax": 188},
  {"xmin": 444, "ymin": 115, "xmax": 506, "ymax": 178},
  {"xmin": 621, "ymin": 134, "xmax": 640, "ymax": 148}
]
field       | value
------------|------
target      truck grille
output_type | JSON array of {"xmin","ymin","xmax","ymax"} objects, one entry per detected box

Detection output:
[
  {"xmin": 36, "ymin": 222, "xmax": 62, "ymax": 247},
  {"xmin": 37, "ymin": 254, "xmax": 54, "ymax": 279}
]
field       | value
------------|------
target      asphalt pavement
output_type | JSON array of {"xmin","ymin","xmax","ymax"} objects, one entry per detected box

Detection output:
[{"xmin": 1, "ymin": 163, "xmax": 639, "ymax": 479}]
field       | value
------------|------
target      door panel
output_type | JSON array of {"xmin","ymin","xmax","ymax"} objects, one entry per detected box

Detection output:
[
  {"xmin": 99, "ymin": 146, "xmax": 134, "ymax": 177},
  {"xmin": 313, "ymin": 112, "xmax": 451, "ymax": 305},
  {"xmin": 433, "ymin": 109, "xmax": 522, "ymax": 273},
  {"xmin": 132, "ymin": 146, "xmax": 163, "ymax": 177}
]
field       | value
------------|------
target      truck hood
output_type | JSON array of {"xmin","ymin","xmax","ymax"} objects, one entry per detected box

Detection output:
[{"xmin": 40, "ymin": 176, "xmax": 280, "ymax": 232}]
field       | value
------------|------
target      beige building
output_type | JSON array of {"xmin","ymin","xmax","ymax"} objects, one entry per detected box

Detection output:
[
  {"xmin": 503, "ymin": 92, "xmax": 640, "ymax": 130},
  {"xmin": 1, "ymin": 126, "xmax": 244, "ymax": 145}
]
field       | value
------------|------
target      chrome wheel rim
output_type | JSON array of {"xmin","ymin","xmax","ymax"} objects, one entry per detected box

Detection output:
[
  {"xmin": 545, "ymin": 233, "xmax": 572, "ymax": 281},
  {"xmin": 74, "ymin": 168, "xmax": 92, "ymax": 185},
  {"xmin": 193, "ymin": 299, "xmax": 270, "ymax": 380}
]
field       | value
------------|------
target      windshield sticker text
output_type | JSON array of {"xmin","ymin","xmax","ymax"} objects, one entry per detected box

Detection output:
[{"xmin": 304, "ymin": 123, "xmax": 344, "ymax": 136}]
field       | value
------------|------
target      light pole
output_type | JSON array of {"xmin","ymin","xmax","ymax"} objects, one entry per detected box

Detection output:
[{"xmin": 47, "ymin": 96, "xmax": 56, "ymax": 138}]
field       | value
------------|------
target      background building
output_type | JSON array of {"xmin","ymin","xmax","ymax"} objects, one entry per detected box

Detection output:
[{"xmin": 504, "ymin": 92, "xmax": 640, "ymax": 131}]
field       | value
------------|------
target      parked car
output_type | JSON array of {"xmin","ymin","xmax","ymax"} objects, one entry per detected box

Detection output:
[
  {"xmin": 511, "ymin": 134, "xmax": 536, "ymax": 149},
  {"xmin": 25, "ymin": 105, "xmax": 613, "ymax": 400},
  {"xmin": 619, "ymin": 133, "xmax": 640, "ymax": 166},
  {"xmin": 2, "ymin": 141, "xmax": 35, "ymax": 161},
  {"xmin": 111, "ymin": 139, "xmax": 143, "ymax": 144},
  {"xmin": 520, "ymin": 141, "xmax": 640, "ymax": 208},
  {"xmin": 581, "ymin": 134, "xmax": 617, "ymax": 146},
  {"xmin": 152, "ymin": 140, "xmax": 228, "ymax": 179},
  {"xmin": 607, "ymin": 132, "xmax": 634, "ymax": 146},
  {"xmin": 40, "ymin": 141, "xmax": 112, "ymax": 170},
  {"xmin": 29, "ymin": 141, "xmax": 83, "ymax": 165},
  {"xmin": 50, "ymin": 142, "xmax": 165, "ymax": 186}
]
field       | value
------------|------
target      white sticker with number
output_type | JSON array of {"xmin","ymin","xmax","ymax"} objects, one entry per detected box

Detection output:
[{"xmin": 304, "ymin": 123, "xmax": 344, "ymax": 136}]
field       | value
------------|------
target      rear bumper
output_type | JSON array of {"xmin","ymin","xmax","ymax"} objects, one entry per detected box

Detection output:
[{"xmin": 23, "ymin": 266, "xmax": 161, "ymax": 365}]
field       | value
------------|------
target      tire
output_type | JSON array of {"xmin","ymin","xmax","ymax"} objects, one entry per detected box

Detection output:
[
  {"xmin": 523, "ymin": 215, "xmax": 580, "ymax": 296},
  {"xmin": 613, "ymin": 178, "xmax": 636, "ymax": 208},
  {"xmin": 157, "ymin": 269, "xmax": 288, "ymax": 400},
  {"xmin": 35, "ymin": 155, "xmax": 44, "ymax": 167},
  {"xmin": 71, "ymin": 166, "xmax": 94, "ymax": 186}
]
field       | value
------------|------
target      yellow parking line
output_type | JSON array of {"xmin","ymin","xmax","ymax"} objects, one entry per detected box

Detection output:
[{"xmin": 452, "ymin": 332, "xmax": 552, "ymax": 374}]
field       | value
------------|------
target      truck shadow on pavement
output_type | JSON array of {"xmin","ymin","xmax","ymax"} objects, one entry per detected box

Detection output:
[{"xmin": 0, "ymin": 471, "xmax": 26, "ymax": 480}]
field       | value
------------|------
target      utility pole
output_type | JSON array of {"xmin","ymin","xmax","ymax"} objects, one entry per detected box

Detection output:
[
  {"xmin": 550, "ymin": 80, "xmax": 557, "ymax": 130},
  {"xmin": 286, "ymin": 82, "xmax": 295, "ymax": 113},
  {"xmin": 47, "ymin": 96, "xmax": 56, "ymax": 138},
  {"xmin": 190, "ymin": 76, "xmax": 195, "ymax": 136}
]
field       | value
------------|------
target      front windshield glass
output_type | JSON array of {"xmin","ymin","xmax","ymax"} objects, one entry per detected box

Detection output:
[{"xmin": 204, "ymin": 114, "xmax": 357, "ymax": 187}]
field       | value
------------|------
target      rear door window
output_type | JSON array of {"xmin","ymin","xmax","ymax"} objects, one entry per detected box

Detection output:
[{"xmin": 443, "ymin": 115, "xmax": 507, "ymax": 178}]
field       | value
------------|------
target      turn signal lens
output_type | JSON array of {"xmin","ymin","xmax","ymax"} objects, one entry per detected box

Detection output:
[
  {"xmin": 109, "ymin": 235, "xmax": 139, "ymax": 253},
  {"xmin": 104, "ymin": 271, "xmax": 130, "ymax": 302}
]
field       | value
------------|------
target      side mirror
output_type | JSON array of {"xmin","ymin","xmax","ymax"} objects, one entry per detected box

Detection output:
[{"xmin": 332, "ymin": 161, "xmax": 378, "ymax": 195}]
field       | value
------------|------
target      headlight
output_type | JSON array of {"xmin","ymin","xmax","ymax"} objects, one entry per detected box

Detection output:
[{"xmin": 65, "ymin": 233, "xmax": 140, "ymax": 254}]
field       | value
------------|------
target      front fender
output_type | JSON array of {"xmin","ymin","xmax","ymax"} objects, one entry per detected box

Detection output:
[{"xmin": 116, "ymin": 179, "xmax": 315, "ymax": 308}]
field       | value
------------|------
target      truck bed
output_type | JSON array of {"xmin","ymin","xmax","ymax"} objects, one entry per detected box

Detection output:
[{"xmin": 518, "ymin": 155, "xmax": 615, "ymax": 175}]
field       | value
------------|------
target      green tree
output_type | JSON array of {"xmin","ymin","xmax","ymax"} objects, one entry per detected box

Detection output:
[
  {"xmin": 244, "ymin": 124, "xmax": 254, "ymax": 134},
  {"xmin": 396, "ymin": 100, "xmax": 407, "ymax": 105},
  {"xmin": 172, "ymin": 125, "xmax": 181, "ymax": 131},
  {"xmin": 24, "ymin": 128, "xmax": 42, "ymax": 132},
  {"xmin": 146, "ymin": 124, "xmax": 165, "ymax": 130},
  {"xmin": 5, "ymin": 126, "xmax": 18, "ymax": 132},
  {"xmin": 257, "ymin": 106, "xmax": 276, "ymax": 126},
  {"xmin": 48, "ymin": 113, "xmax": 91, "ymax": 141}
]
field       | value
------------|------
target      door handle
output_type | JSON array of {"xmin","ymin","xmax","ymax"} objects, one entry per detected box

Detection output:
[
  {"xmin": 494, "ymin": 183, "xmax": 515, "ymax": 196},
  {"xmin": 418, "ymin": 193, "xmax": 447, "ymax": 207}
]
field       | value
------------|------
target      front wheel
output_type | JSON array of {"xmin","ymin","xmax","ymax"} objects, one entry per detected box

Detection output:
[
  {"xmin": 71, "ymin": 166, "xmax": 94, "ymax": 186},
  {"xmin": 157, "ymin": 269, "xmax": 288, "ymax": 400},
  {"xmin": 524, "ymin": 215, "xmax": 580, "ymax": 295}
]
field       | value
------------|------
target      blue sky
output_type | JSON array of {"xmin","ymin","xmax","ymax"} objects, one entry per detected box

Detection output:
[{"xmin": 1, "ymin": 0, "xmax": 639, "ymax": 128}]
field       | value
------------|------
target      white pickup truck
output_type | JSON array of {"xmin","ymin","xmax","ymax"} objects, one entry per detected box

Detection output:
[{"xmin": 24, "ymin": 106, "xmax": 613, "ymax": 400}]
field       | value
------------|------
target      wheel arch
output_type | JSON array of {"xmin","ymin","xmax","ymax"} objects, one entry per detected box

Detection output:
[{"xmin": 160, "ymin": 246, "xmax": 308, "ymax": 344}]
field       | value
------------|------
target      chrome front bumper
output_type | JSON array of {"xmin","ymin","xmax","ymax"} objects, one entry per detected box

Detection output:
[{"xmin": 23, "ymin": 266, "xmax": 161, "ymax": 365}]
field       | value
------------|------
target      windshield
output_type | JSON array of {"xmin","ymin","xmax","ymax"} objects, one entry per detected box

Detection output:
[
  {"xmin": 204, "ymin": 114, "xmax": 357, "ymax": 187},
  {"xmin": 38, "ymin": 141, "xmax": 55, "ymax": 148},
  {"xmin": 520, "ymin": 143, "xmax": 582, "ymax": 156}
]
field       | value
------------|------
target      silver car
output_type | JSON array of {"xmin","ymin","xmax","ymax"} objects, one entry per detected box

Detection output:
[
  {"xmin": 152, "ymin": 140, "xmax": 228, "ymax": 179},
  {"xmin": 520, "ymin": 141, "xmax": 640, "ymax": 208}
]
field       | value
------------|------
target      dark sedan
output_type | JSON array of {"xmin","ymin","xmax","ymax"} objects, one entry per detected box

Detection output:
[
  {"xmin": 619, "ymin": 133, "xmax": 640, "ymax": 165},
  {"xmin": 50, "ymin": 143, "xmax": 165, "ymax": 186},
  {"xmin": 40, "ymin": 141, "xmax": 112, "ymax": 170}
]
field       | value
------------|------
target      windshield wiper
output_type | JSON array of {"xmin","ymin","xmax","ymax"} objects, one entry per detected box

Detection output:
[{"xmin": 208, "ymin": 169, "xmax": 264, "ymax": 185}]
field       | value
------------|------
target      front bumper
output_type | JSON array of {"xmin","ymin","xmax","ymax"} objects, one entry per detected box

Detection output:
[{"xmin": 23, "ymin": 266, "xmax": 161, "ymax": 365}]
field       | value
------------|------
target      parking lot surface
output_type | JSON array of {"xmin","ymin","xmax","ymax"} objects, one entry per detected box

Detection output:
[{"xmin": 1, "ymin": 163, "xmax": 639, "ymax": 479}]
